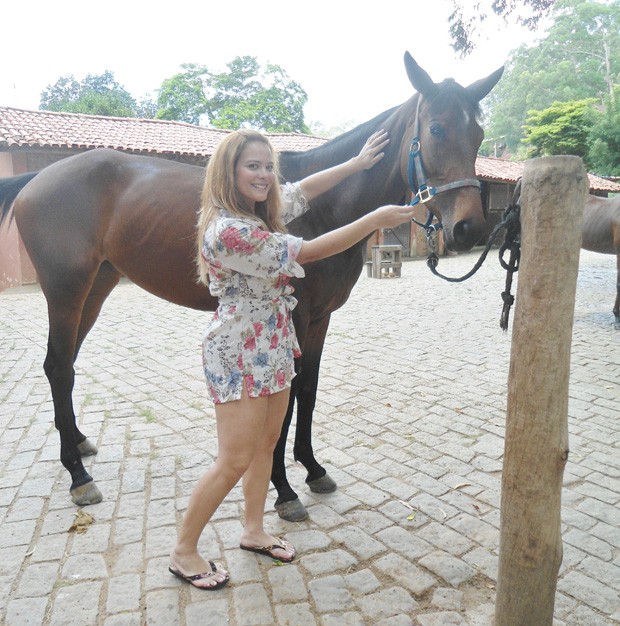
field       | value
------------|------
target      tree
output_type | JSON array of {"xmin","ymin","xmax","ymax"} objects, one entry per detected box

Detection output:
[
  {"xmin": 522, "ymin": 99, "xmax": 597, "ymax": 165},
  {"xmin": 155, "ymin": 56, "xmax": 309, "ymax": 133},
  {"xmin": 156, "ymin": 63, "xmax": 207, "ymax": 125},
  {"xmin": 587, "ymin": 87, "xmax": 620, "ymax": 175},
  {"xmin": 449, "ymin": 0, "xmax": 554, "ymax": 56},
  {"xmin": 483, "ymin": 0, "xmax": 620, "ymax": 155},
  {"xmin": 40, "ymin": 70, "xmax": 141, "ymax": 117}
]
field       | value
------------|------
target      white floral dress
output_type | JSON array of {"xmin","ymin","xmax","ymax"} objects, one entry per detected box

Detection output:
[{"xmin": 201, "ymin": 182, "xmax": 310, "ymax": 404}]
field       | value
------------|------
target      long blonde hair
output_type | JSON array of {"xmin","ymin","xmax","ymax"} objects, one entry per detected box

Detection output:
[{"xmin": 196, "ymin": 129, "xmax": 286, "ymax": 284}]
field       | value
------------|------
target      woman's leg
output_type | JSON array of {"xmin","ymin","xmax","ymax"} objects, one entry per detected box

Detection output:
[
  {"xmin": 239, "ymin": 388, "xmax": 295, "ymax": 561},
  {"xmin": 170, "ymin": 387, "xmax": 270, "ymax": 586}
]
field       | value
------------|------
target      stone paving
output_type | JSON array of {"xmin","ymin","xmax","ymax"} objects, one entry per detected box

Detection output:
[{"xmin": 0, "ymin": 249, "xmax": 618, "ymax": 626}]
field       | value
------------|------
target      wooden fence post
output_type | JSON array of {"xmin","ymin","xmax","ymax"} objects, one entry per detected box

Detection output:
[{"xmin": 495, "ymin": 156, "xmax": 588, "ymax": 626}]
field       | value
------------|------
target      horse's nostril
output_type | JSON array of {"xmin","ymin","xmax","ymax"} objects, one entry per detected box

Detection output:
[
  {"xmin": 453, "ymin": 220, "xmax": 470, "ymax": 243},
  {"xmin": 450, "ymin": 219, "xmax": 484, "ymax": 251}
]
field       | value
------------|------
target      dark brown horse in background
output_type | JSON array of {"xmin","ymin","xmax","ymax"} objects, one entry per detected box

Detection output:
[
  {"xmin": 582, "ymin": 194, "xmax": 620, "ymax": 329},
  {"xmin": 0, "ymin": 52, "xmax": 503, "ymax": 520}
]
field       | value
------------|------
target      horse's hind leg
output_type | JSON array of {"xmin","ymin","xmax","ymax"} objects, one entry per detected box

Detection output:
[
  {"xmin": 43, "ymin": 263, "xmax": 120, "ymax": 506},
  {"xmin": 72, "ymin": 263, "xmax": 122, "ymax": 457}
]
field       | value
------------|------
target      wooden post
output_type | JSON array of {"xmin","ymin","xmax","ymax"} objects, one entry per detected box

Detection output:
[{"xmin": 495, "ymin": 156, "xmax": 588, "ymax": 626}]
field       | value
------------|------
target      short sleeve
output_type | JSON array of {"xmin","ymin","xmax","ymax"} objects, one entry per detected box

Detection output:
[
  {"xmin": 210, "ymin": 219, "xmax": 305, "ymax": 279},
  {"xmin": 280, "ymin": 181, "xmax": 310, "ymax": 224}
]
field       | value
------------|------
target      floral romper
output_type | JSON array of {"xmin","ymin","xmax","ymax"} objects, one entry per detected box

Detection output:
[{"xmin": 201, "ymin": 182, "xmax": 311, "ymax": 404}]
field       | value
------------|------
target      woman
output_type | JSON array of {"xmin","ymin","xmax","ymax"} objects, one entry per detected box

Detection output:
[{"xmin": 169, "ymin": 129, "xmax": 418, "ymax": 589}]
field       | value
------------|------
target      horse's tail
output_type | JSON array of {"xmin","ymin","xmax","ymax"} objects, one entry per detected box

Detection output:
[{"xmin": 0, "ymin": 172, "xmax": 39, "ymax": 227}]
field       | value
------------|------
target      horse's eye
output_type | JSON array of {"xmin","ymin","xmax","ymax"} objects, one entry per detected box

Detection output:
[{"xmin": 430, "ymin": 123, "xmax": 445, "ymax": 139}]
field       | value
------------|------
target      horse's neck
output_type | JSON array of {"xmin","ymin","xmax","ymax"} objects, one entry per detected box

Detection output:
[{"xmin": 284, "ymin": 109, "xmax": 410, "ymax": 231}]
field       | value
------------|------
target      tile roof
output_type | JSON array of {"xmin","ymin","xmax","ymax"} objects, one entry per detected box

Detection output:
[
  {"xmin": 0, "ymin": 106, "xmax": 327, "ymax": 156},
  {"xmin": 1, "ymin": 106, "xmax": 618, "ymax": 193},
  {"xmin": 476, "ymin": 155, "xmax": 620, "ymax": 194}
]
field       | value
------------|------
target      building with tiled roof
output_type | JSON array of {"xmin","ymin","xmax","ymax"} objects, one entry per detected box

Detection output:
[
  {"xmin": 0, "ymin": 106, "xmax": 328, "ymax": 173},
  {"xmin": 1, "ymin": 105, "xmax": 618, "ymax": 193},
  {"xmin": 476, "ymin": 155, "xmax": 620, "ymax": 195},
  {"xmin": 1, "ymin": 106, "xmax": 619, "ymax": 290}
]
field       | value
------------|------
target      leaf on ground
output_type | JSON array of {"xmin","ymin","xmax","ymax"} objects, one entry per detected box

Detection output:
[
  {"xmin": 454, "ymin": 483, "xmax": 472, "ymax": 490},
  {"xmin": 69, "ymin": 509, "xmax": 94, "ymax": 534}
]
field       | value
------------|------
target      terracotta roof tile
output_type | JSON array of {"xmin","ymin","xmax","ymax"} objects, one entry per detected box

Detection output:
[
  {"xmin": 1, "ymin": 106, "xmax": 618, "ymax": 193},
  {"xmin": 476, "ymin": 156, "xmax": 620, "ymax": 193},
  {"xmin": 0, "ymin": 106, "xmax": 327, "ymax": 155}
]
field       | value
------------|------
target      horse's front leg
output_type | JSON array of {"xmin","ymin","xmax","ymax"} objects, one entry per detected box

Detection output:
[
  {"xmin": 272, "ymin": 378, "xmax": 307, "ymax": 521},
  {"xmin": 274, "ymin": 315, "xmax": 338, "ymax": 521},
  {"xmin": 614, "ymin": 253, "xmax": 620, "ymax": 330},
  {"xmin": 293, "ymin": 315, "xmax": 337, "ymax": 493}
]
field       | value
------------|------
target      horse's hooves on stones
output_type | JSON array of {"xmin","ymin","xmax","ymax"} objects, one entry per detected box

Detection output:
[
  {"xmin": 71, "ymin": 481, "xmax": 103, "ymax": 506},
  {"xmin": 78, "ymin": 439, "xmax": 98, "ymax": 457},
  {"xmin": 275, "ymin": 498, "xmax": 309, "ymax": 522},
  {"xmin": 306, "ymin": 474, "xmax": 337, "ymax": 494}
]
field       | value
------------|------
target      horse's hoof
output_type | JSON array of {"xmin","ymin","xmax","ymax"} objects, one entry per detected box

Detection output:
[
  {"xmin": 275, "ymin": 498, "xmax": 309, "ymax": 522},
  {"xmin": 306, "ymin": 474, "xmax": 337, "ymax": 493},
  {"xmin": 71, "ymin": 481, "xmax": 103, "ymax": 506},
  {"xmin": 78, "ymin": 439, "xmax": 98, "ymax": 456}
]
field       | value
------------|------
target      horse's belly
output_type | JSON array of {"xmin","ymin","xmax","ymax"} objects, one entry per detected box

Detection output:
[{"xmin": 581, "ymin": 231, "xmax": 616, "ymax": 255}]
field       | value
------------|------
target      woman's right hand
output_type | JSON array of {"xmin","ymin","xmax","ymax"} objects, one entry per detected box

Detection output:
[{"xmin": 370, "ymin": 204, "xmax": 420, "ymax": 230}]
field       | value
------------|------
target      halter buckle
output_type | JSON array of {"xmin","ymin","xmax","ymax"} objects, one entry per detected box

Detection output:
[{"xmin": 414, "ymin": 185, "xmax": 434, "ymax": 204}]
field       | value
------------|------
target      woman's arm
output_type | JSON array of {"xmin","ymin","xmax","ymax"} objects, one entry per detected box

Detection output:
[
  {"xmin": 299, "ymin": 130, "xmax": 389, "ymax": 202},
  {"xmin": 296, "ymin": 203, "xmax": 418, "ymax": 265}
]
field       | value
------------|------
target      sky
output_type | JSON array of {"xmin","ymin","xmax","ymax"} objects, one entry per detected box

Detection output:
[{"xmin": 1, "ymin": 1, "xmax": 546, "ymax": 132}]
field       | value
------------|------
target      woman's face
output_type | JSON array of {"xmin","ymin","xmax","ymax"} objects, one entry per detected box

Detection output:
[{"xmin": 235, "ymin": 141, "xmax": 276, "ymax": 211}]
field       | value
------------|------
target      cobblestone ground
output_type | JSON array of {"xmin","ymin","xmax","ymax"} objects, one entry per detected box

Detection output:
[{"xmin": 1, "ymin": 249, "xmax": 618, "ymax": 626}]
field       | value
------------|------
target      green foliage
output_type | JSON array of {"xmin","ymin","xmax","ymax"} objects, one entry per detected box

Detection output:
[
  {"xmin": 40, "ymin": 70, "xmax": 140, "ymax": 117},
  {"xmin": 522, "ymin": 99, "xmax": 598, "ymax": 165},
  {"xmin": 484, "ymin": 0, "xmax": 620, "ymax": 156},
  {"xmin": 39, "ymin": 57, "xmax": 310, "ymax": 133},
  {"xmin": 587, "ymin": 87, "xmax": 620, "ymax": 175},
  {"xmin": 155, "ymin": 56, "xmax": 309, "ymax": 133},
  {"xmin": 156, "ymin": 63, "xmax": 207, "ymax": 125}
]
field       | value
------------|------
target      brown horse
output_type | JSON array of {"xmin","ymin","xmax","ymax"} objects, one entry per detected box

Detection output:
[
  {"xmin": 582, "ymin": 194, "xmax": 620, "ymax": 329},
  {"xmin": 0, "ymin": 52, "xmax": 503, "ymax": 519}
]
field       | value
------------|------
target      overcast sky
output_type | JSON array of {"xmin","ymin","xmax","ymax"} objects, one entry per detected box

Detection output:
[{"xmin": 2, "ymin": 1, "xmax": 544, "ymax": 130}]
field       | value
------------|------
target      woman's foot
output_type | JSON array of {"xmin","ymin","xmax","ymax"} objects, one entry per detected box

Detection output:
[
  {"xmin": 239, "ymin": 536, "xmax": 296, "ymax": 562},
  {"xmin": 169, "ymin": 551, "xmax": 229, "ymax": 589}
]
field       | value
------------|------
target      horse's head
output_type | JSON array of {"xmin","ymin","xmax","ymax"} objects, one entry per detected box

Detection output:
[{"xmin": 399, "ymin": 52, "xmax": 503, "ymax": 251}]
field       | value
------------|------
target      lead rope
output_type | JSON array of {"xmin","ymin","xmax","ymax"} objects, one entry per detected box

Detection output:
[
  {"xmin": 498, "ymin": 181, "xmax": 521, "ymax": 331},
  {"xmin": 419, "ymin": 180, "xmax": 522, "ymax": 329}
]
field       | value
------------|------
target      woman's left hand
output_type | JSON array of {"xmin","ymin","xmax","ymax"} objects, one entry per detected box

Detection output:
[{"xmin": 354, "ymin": 130, "xmax": 390, "ymax": 171}]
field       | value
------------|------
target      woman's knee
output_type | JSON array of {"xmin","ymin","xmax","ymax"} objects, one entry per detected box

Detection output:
[
  {"xmin": 262, "ymin": 430, "xmax": 283, "ymax": 454},
  {"xmin": 214, "ymin": 454, "xmax": 254, "ymax": 484}
]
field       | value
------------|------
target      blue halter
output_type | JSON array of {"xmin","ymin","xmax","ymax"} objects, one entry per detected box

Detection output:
[{"xmin": 407, "ymin": 104, "xmax": 481, "ymax": 231}]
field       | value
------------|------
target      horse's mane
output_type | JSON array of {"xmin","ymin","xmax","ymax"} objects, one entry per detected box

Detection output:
[{"xmin": 279, "ymin": 106, "xmax": 400, "ymax": 170}]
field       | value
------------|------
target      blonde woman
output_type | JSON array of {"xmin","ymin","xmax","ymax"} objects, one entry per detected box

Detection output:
[{"xmin": 169, "ymin": 129, "xmax": 418, "ymax": 589}]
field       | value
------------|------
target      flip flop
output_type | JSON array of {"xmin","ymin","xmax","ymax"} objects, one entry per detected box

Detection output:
[
  {"xmin": 239, "ymin": 538, "xmax": 296, "ymax": 563},
  {"xmin": 168, "ymin": 560, "xmax": 229, "ymax": 590}
]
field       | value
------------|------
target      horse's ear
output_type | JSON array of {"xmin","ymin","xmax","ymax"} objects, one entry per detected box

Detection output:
[
  {"xmin": 404, "ymin": 52, "xmax": 437, "ymax": 98},
  {"xmin": 465, "ymin": 66, "xmax": 504, "ymax": 102}
]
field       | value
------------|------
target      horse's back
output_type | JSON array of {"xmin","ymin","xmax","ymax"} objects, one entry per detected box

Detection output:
[{"xmin": 14, "ymin": 149, "xmax": 216, "ymax": 310}]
